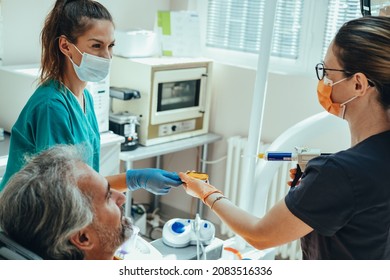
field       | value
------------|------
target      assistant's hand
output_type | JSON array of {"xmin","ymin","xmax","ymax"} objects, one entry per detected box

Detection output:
[
  {"xmin": 126, "ymin": 168, "xmax": 182, "ymax": 195},
  {"xmin": 179, "ymin": 172, "xmax": 222, "ymax": 204}
]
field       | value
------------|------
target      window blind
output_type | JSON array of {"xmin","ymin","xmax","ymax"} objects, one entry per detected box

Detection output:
[
  {"xmin": 206, "ymin": 0, "xmax": 304, "ymax": 59},
  {"xmin": 321, "ymin": 0, "xmax": 362, "ymax": 58},
  {"xmin": 0, "ymin": 2, "xmax": 3, "ymax": 64}
]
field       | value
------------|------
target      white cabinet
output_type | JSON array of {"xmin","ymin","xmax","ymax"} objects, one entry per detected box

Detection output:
[{"xmin": 99, "ymin": 132, "xmax": 124, "ymax": 176}]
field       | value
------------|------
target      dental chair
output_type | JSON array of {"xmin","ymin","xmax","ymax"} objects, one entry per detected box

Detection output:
[
  {"xmin": 251, "ymin": 112, "xmax": 350, "ymax": 259},
  {"xmin": 0, "ymin": 231, "xmax": 42, "ymax": 260}
]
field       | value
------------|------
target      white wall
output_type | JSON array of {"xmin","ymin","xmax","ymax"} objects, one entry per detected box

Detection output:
[
  {"xmin": 1, "ymin": 0, "xmax": 170, "ymax": 65},
  {"xmin": 0, "ymin": 0, "xmax": 324, "ymax": 227}
]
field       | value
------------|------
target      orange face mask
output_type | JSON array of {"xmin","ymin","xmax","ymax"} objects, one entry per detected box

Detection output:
[{"xmin": 317, "ymin": 76, "xmax": 357, "ymax": 119}]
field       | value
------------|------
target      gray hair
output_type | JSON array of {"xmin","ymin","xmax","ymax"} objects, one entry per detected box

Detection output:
[{"xmin": 0, "ymin": 145, "xmax": 94, "ymax": 259}]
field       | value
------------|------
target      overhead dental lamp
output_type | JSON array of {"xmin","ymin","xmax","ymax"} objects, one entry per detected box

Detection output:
[{"xmin": 361, "ymin": 0, "xmax": 390, "ymax": 16}]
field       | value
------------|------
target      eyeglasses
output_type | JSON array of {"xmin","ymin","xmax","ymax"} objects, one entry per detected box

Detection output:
[
  {"xmin": 315, "ymin": 62, "xmax": 375, "ymax": 87},
  {"xmin": 315, "ymin": 62, "xmax": 352, "ymax": 81}
]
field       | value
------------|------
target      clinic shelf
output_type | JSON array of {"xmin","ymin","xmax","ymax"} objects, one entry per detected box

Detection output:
[{"xmin": 119, "ymin": 132, "xmax": 222, "ymax": 165}]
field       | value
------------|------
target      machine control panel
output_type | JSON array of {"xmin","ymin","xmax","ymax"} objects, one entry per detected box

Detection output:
[{"xmin": 158, "ymin": 119, "xmax": 196, "ymax": 137}]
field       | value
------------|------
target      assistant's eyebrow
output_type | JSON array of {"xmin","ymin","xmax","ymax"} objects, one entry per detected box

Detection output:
[
  {"xmin": 88, "ymin": 38, "xmax": 115, "ymax": 45},
  {"xmin": 88, "ymin": 38, "xmax": 104, "ymax": 44}
]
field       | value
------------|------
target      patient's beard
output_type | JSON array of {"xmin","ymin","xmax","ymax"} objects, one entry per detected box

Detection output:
[{"xmin": 93, "ymin": 212, "xmax": 133, "ymax": 255}]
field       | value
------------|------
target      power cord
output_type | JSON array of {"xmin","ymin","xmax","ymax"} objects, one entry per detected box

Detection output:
[
  {"xmin": 148, "ymin": 226, "xmax": 163, "ymax": 240},
  {"xmin": 199, "ymin": 155, "xmax": 227, "ymax": 164},
  {"xmin": 146, "ymin": 208, "xmax": 166, "ymax": 240}
]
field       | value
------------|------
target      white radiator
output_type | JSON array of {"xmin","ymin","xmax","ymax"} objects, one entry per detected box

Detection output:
[
  {"xmin": 221, "ymin": 136, "xmax": 247, "ymax": 237},
  {"xmin": 223, "ymin": 136, "xmax": 302, "ymax": 260}
]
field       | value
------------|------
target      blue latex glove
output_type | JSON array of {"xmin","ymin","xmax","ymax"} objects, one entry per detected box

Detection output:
[{"xmin": 126, "ymin": 168, "xmax": 182, "ymax": 195}]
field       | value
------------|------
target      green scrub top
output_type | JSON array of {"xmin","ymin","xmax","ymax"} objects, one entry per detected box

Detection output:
[{"xmin": 0, "ymin": 80, "xmax": 100, "ymax": 191}]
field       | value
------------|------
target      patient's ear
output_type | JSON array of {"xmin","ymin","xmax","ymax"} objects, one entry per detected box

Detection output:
[{"xmin": 69, "ymin": 229, "xmax": 94, "ymax": 251}]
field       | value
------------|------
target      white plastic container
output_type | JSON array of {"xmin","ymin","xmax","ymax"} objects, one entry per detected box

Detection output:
[{"xmin": 114, "ymin": 29, "xmax": 159, "ymax": 58}]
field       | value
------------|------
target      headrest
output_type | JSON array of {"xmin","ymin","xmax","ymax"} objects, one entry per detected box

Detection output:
[{"xmin": 0, "ymin": 231, "xmax": 42, "ymax": 260}]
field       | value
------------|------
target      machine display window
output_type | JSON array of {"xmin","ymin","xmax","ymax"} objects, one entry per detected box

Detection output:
[{"xmin": 157, "ymin": 80, "xmax": 200, "ymax": 112}]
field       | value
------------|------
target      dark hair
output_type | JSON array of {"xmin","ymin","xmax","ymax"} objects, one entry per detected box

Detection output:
[
  {"xmin": 40, "ymin": 0, "xmax": 113, "ymax": 85},
  {"xmin": 333, "ymin": 16, "xmax": 390, "ymax": 109}
]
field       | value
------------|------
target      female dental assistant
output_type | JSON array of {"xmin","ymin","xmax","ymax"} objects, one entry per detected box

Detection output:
[
  {"xmin": 0, "ymin": 0, "xmax": 181, "ymax": 193},
  {"xmin": 180, "ymin": 16, "xmax": 390, "ymax": 259}
]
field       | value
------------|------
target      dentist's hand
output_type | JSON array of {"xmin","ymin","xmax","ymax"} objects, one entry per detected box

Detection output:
[
  {"xmin": 179, "ymin": 172, "xmax": 222, "ymax": 204},
  {"xmin": 287, "ymin": 167, "xmax": 302, "ymax": 187},
  {"xmin": 126, "ymin": 168, "xmax": 182, "ymax": 195}
]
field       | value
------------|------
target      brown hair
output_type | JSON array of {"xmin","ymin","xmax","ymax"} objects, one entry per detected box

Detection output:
[
  {"xmin": 40, "ymin": 0, "xmax": 113, "ymax": 85},
  {"xmin": 333, "ymin": 16, "xmax": 390, "ymax": 109}
]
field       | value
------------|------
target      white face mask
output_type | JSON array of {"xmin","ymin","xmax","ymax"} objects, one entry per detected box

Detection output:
[{"xmin": 69, "ymin": 44, "xmax": 111, "ymax": 82}]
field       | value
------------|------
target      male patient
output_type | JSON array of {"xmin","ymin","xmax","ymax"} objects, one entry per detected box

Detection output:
[{"xmin": 0, "ymin": 145, "xmax": 133, "ymax": 260}]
